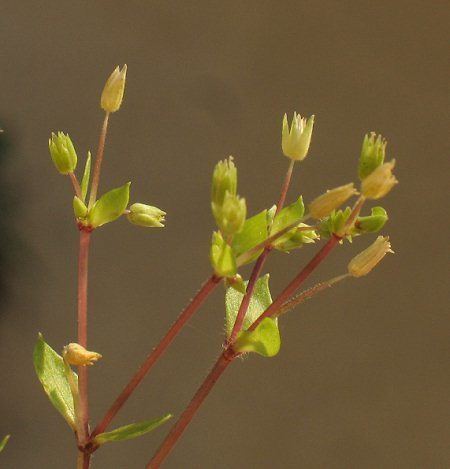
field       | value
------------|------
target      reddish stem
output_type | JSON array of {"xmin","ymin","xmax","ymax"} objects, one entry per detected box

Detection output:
[
  {"xmin": 89, "ymin": 112, "xmax": 109, "ymax": 208},
  {"xmin": 228, "ymin": 159, "xmax": 295, "ymax": 343},
  {"xmin": 91, "ymin": 275, "xmax": 221, "ymax": 438},
  {"xmin": 77, "ymin": 230, "xmax": 91, "ymax": 443},
  {"xmin": 248, "ymin": 235, "xmax": 340, "ymax": 331},
  {"xmin": 69, "ymin": 172, "xmax": 82, "ymax": 199},
  {"xmin": 147, "ymin": 350, "xmax": 235, "ymax": 468}
]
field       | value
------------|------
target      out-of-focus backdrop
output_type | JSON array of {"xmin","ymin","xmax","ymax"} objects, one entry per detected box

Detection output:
[{"xmin": 0, "ymin": 2, "xmax": 448, "ymax": 468}]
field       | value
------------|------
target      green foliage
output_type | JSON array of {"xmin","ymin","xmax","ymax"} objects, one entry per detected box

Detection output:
[
  {"xmin": 355, "ymin": 206, "xmax": 388, "ymax": 233},
  {"xmin": 210, "ymin": 231, "xmax": 236, "ymax": 278},
  {"xmin": 232, "ymin": 210, "xmax": 268, "ymax": 264},
  {"xmin": 81, "ymin": 151, "xmax": 91, "ymax": 202},
  {"xmin": 88, "ymin": 182, "xmax": 130, "ymax": 228},
  {"xmin": 234, "ymin": 317, "xmax": 281, "ymax": 357},
  {"xmin": 33, "ymin": 334, "xmax": 78, "ymax": 430},
  {"xmin": 225, "ymin": 274, "xmax": 273, "ymax": 337},
  {"xmin": 0, "ymin": 435, "xmax": 10, "ymax": 453},
  {"xmin": 319, "ymin": 207, "xmax": 352, "ymax": 238},
  {"xmin": 93, "ymin": 415, "xmax": 172, "ymax": 445},
  {"xmin": 273, "ymin": 224, "xmax": 318, "ymax": 252}
]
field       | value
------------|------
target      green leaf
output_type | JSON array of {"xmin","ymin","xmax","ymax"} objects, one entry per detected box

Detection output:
[
  {"xmin": 210, "ymin": 231, "xmax": 236, "ymax": 278},
  {"xmin": 232, "ymin": 210, "xmax": 268, "ymax": 264},
  {"xmin": 33, "ymin": 334, "xmax": 77, "ymax": 430},
  {"xmin": 271, "ymin": 196, "xmax": 305, "ymax": 239},
  {"xmin": 355, "ymin": 206, "xmax": 388, "ymax": 233},
  {"xmin": 88, "ymin": 182, "xmax": 130, "ymax": 228},
  {"xmin": 234, "ymin": 317, "xmax": 281, "ymax": 357},
  {"xmin": 93, "ymin": 414, "xmax": 172, "ymax": 446},
  {"xmin": 0, "ymin": 435, "xmax": 10, "ymax": 453},
  {"xmin": 225, "ymin": 274, "xmax": 272, "ymax": 337},
  {"xmin": 81, "ymin": 151, "xmax": 92, "ymax": 202}
]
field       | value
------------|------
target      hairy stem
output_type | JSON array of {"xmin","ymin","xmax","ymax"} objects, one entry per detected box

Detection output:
[
  {"xmin": 77, "ymin": 230, "xmax": 91, "ymax": 444},
  {"xmin": 147, "ymin": 351, "xmax": 235, "ymax": 468},
  {"xmin": 88, "ymin": 112, "xmax": 110, "ymax": 208},
  {"xmin": 228, "ymin": 159, "xmax": 295, "ymax": 342},
  {"xmin": 69, "ymin": 172, "xmax": 82, "ymax": 199},
  {"xmin": 91, "ymin": 275, "xmax": 222, "ymax": 438}
]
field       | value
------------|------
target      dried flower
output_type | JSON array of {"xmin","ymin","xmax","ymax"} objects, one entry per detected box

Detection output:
[
  {"xmin": 309, "ymin": 183, "xmax": 358, "ymax": 219},
  {"xmin": 63, "ymin": 343, "xmax": 102, "ymax": 366},
  {"xmin": 361, "ymin": 160, "xmax": 398, "ymax": 199},
  {"xmin": 101, "ymin": 65, "xmax": 127, "ymax": 113},
  {"xmin": 348, "ymin": 236, "xmax": 393, "ymax": 277}
]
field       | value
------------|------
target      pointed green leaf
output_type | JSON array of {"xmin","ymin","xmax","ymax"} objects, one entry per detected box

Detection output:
[
  {"xmin": 33, "ymin": 334, "xmax": 77, "ymax": 430},
  {"xmin": 271, "ymin": 196, "xmax": 305, "ymax": 241},
  {"xmin": 355, "ymin": 206, "xmax": 388, "ymax": 233},
  {"xmin": 234, "ymin": 317, "xmax": 281, "ymax": 357},
  {"xmin": 232, "ymin": 210, "xmax": 268, "ymax": 264},
  {"xmin": 88, "ymin": 182, "xmax": 130, "ymax": 228},
  {"xmin": 93, "ymin": 414, "xmax": 172, "ymax": 446},
  {"xmin": 225, "ymin": 274, "xmax": 273, "ymax": 337},
  {"xmin": 0, "ymin": 435, "xmax": 10, "ymax": 453},
  {"xmin": 81, "ymin": 151, "xmax": 92, "ymax": 202}
]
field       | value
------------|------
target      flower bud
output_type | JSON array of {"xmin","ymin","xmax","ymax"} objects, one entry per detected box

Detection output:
[
  {"xmin": 127, "ymin": 203, "xmax": 166, "ymax": 228},
  {"xmin": 361, "ymin": 160, "xmax": 398, "ymax": 199},
  {"xmin": 308, "ymin": 183, "xmax": 358, "ymax": 219},
  {"xmin": 101, "ymin": 65, "xmax": 127, "ymax": 113},
  {"xmin": 348, "ymin": 236, "xmax": 393, "ymax": 277},
  {"xmin": 215, "ymin": 193, "xmax": 246, "ymax": 237},
  {"xmin": 359, "ymin": 132, "xmax": 386, "ymax": 180},
  {"xmin": 73, "ymin": 196, "xmax": 88, "ymax": 219},
  {"xmin": 63, "ymin": 343, "xmax": 102, "ymax": 366},
  {"xmin": 210, "ymin": 231, "xmax": 236, "ymax": 278},
  {"xmin": 211, "ymin": 157, "xmax": 237, "ymax": 210},
  {"xmin": 282, "ymin": 112, "xmax": 314, "ymax": 161},
  {"xmin": 49, "ymin": 132, "xmax": 77, "ymax": 174}
]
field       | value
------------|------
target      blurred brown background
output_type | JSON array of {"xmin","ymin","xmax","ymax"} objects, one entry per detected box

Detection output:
[{"xmin": 0, "ymin": 1, "xmax": 448, "ymax": 468}]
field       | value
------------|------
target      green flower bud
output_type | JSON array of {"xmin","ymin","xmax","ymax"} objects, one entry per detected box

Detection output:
[
  {"xmin": 210, "ymin": 231, "xmax": 237, "ymax": 278},
  {"xmin": 127, "ymin": 203, "xmax": 166, "ymax": 228},
  {"xmin": 73, "ymin": 196, "xmax": 88, "ymax": 219},
  {"xmin": 348, "ymin": 236, "xmax": 393, "ymax": 277},
  {"xmin": 319, "ymin": 207, "xmax": 352, "ymax": 239},
  {"xmin": 355, "ymin": 207, "xmax": 388, "ymax": 233},
  {"xmin": 215, "ymin": 193, "xmax": 246, "ymax": 237},
  {"xmin": 361, "ymin": 160, "xmax": 398, "ymax": 199},
  {"xmin": 308, "ymin": 183, "xmax": 358, "ymax": 219},
  {"xmin": 281, "ymin": 112, "xmax": 314, "ymax": 161},
  {"xmin": 48, "ymin": 132, "xmax": 77, "ymax": 174},
  {"xmin": 358, "ymin": 132, "xmax": 386, "ymax": 180},
  {"xmin": 273, "ymin": 224, "xmax": 319, "ymax": 252},
  {"xmin": 211, "ymin": 157, "xmax": 237, "ymax": 212},
  {"xmin": 101, "ymin": 65, "xmax": 127, "ymax": 113}
]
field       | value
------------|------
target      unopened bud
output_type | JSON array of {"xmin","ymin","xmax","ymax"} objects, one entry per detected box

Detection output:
[
  {"xmin": 49, "ymin": 132, "xmax": 77, "ymax": 174},
  {"xmin": 282, "ymin": 113, "xmax": 314, "ymax": 161},
  {"xmin": 210, "ymin": 231, "xmax": 236, "ymax": 277},
  {"xmin": 127, "ymin": 203, "xmax": 166, "ymax": 228},
  {"xmin": 361, "ymin": 160, "xmax": 398, "ymax": 199},
  {"xmin": 63, "ymin": 343, "xmax": 102, "ymax": 366},
  {"xmin": 215, "ymin": 193, "xmax": 246, "ymax": 236},
  {"xmin": 309, "ymin": 183, "xmax": 358, "ymax": 219},
  {"xmin": 348, "ymin": 236, "xmax": 393, "ymax": 277},
  {"xmin": 356, "ymin": 207, "xmax": 388, "ymax": 233},
  {"xmin": 359, "ymin": 132, "xmax": 386, "ymax": 180},
  {"xmin": 73, "ymin": 196, "xmax": 88, "ymax": 219},
  {"xmin": 211, "ymin": 157, "xmax": 237, "ymax": 211},
  {"xmin": 101, "ymin": 65, "xmax": 127, "ymax": 113}
]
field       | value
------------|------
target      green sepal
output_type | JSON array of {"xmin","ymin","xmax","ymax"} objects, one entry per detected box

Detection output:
[
  {"xmin": 232, "ymin": 210, "xmax": 268, "ymax": 264},
  {"xmin": 225, "ymin": 274, "xmax": 272, "ymax": 338},
  {"xmin": 0, "ymin": 435, "xmax": 10, "ymax": 453},
  {"xmin": 273, "ymin": 224, "xmax": 319, "ymax": 252},
  {"xmin": 88, "ymin": 182, "xmax": 130, "ymax": 228},
  {"xmin": 210, "ymin": 231, "xmax": 237, "ymax": 278},
  {"xmin": 355, "ymin": 207, "xmax": 388, "ymax": 233},
  {"xmin": 81, "ymin": 151, "xmax": 91, "ymax": 202},
  {"xmin": 234, "ymin": 317, "xmax": 281, "ymax": 357},
  {"xmin": 319, "ymin": 207, "xmax": 352, "ymax": 239},
  {"xmin": 270, "ymin": 196, "xmax": 305, "ymax": 247},
  {"xmin": 33, "ymin": 333, "xmax": 78, "ymax": 430},
  {"xmin": 73, "ymin": 196, "xmax": 88, "ymax": 219},
  {"xmin": 93, "ymin": 414, "xmax": 172, "ymax": 446},
  {"xmin": 358, "ymin": 133, "xmax": 386, "ymax": 180}
]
